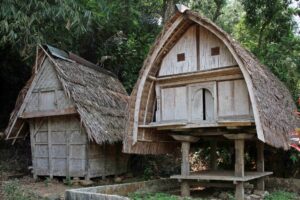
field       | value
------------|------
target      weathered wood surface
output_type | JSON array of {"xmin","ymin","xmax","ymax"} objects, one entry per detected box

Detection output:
[
  {"xmin": 181, "ymin": 142, "xmax": 190, "ymax": 197},
  {"xmin": 159, "ymin": 25, "xmax": 197, "ymax": 76},
  {"xmin": 25, "ymin": 59, "xmax": 74, "ymax": 113},
  {"xmin": 21, "ymin": 107, "xmax": 77, "ymax": 118},
  {"xmin": 218, "ymin": 79, "xmax": 252, "ymax": 118},
  {"xmin": 30, "ymin": 115, "xmax": 127, "ymax": 178},
  {"xmin": 158, "ymin": 24, "xmax": 237, "ymax": 76},
  {"xmin": 199, "ymin": 26, "xmax": 237, "ymax": 70},
  {"xmin": 235, "ymin": 182, "xmax": 244, "ymax": 200},
  {"xmin": 125, "ymin": 8, "xmax": 298, "ymax": 154},
  {"xmin": 161, "ymin": 86, "xmax": 187, "ymax": 121},
  {"xmin": 234, "ymin": 139, "xmax": 244, "ymax": 177},
  {"xmin": 256, "ymin": 141, "xmax": 265, "ymax": 191}
]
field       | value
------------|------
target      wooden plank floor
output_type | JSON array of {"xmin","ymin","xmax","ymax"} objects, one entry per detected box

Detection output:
[{"xmin": 171, "ymin": 170, "xmax": 273, "ymax": 182}]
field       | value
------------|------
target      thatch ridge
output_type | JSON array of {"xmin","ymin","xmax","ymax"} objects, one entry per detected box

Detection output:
[{"xmin": 123, "ymin": 9, "xmax": 299, "ymax": 154}]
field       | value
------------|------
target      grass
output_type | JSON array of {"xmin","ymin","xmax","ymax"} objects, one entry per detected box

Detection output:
[
  {"xmin": 129, "ymin": 190, "xmax": 298, "ymax": 200},
  {"xmin": 3, "ymin": 180, "xmax": 42, "ymax": 200},
  {"xmin": 265, "ymin": 191, "xmax": 298, "ymax": 200},
  {"xmin": 129, "ymin": 192, "xmax": 180, "ymax": 200}
]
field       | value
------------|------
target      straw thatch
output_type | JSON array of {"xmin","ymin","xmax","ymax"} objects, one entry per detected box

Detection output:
[
  {"xmin": 123, "ymin": 6, "xmax": 299, "ymax": 154},
  {"xmin": 5, "ymin": 45, "xmax": 128, "ymax": 144}
]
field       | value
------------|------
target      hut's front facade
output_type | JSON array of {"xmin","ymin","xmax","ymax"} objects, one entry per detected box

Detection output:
[
  {"xmin": 124, "ymin": 5, "xmax": 299, "ymax": 200},
  {"xmin": 5, "ymin": 45, "xmax": 128, "ymax": 180}
]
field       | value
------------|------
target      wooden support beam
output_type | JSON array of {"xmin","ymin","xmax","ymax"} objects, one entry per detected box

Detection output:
[
  {"xmin": 147, "ymin": 75, "xmax": 157, "ymax": 81},
  {"xmin": 224, "ymin": 133, "xmax": 254, "ymax": 140},
  {"xmin": 181, "ymin": 142, "xmax": 190, "ymax": 197},
  {"xmin": 256, "ymin": 141, "xmax": 265, "ymax": 191},
  {"xmin": 210, "ymin": 141, "xmax": 217, "ymax": 170},
  {"xmin": 21, "ymin": 107, "xmax": 77, "ymax": 119},
  {"xmin": 48, "ymin": 118, "xmax": 53, "ymax": 179},
  {"xmin": 30, "ymin": 123, "xmax": 37, "ymax": 180},
  {"xmin": 181, "ymin": 142, "xmax": 190, "ymax": 176},
  {"xmin": 235, "ymin": 182, "xmax": 244, "ymax": 200},
  {"xmin": 12, "ymin": 122, "xmax": 25, "ymax": 145},
  {"xmin": 172, "ymin": 135, "xmax": 200, "ymax": 143},
  {"xmin": 235, "ymin": 139, "xmax": 244, "ymax": 177},
  {"xmin": 157, "ymin": 66, "xmax": 241, "ymax": 83},
  {"xmin": 235, "ymin": 139, "xmax": 245, "ymax": 200}
]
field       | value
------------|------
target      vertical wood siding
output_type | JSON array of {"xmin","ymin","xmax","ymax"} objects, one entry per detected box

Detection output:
[
  {"xmin": 159, "ymin": 25, "xmax": 197, "ymax": 76},
  {"xmin": 30, "ymin": 115, "xmax": 127, "ymax": 178},
  {"xmin": 25, "ymin": 58, "xmax": 73, "ymax": 113},
  {"xmin": 158, "ymin": 25, "xmax": 237, "ymax": 76},
  {"xmin": 218, "ymin": 80, "xmax": 252, "ymax": 118}
]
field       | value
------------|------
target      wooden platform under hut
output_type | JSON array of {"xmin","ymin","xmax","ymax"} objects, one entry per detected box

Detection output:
[
  {"xmin": 5, "ymin": 45, "xmax": 129, "ymax": 180},
  {"xmin": 123, "ymin": 4, "xmax": 300, "ymax": 200}
]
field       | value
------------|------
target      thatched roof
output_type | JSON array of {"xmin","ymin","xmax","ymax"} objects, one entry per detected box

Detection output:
[
  {"xmin": 5, "ymin": 45, "xmax": 128, "ymax": 144},
  {"xmin": 123, "ymin": 5, "xmax": 299, "ymax": 154}
]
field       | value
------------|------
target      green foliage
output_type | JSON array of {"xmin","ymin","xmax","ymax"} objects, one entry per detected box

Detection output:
[
  {"xmin": 188, "ymin": 0, "xmax": 226, "ymax": 22},
  {"xmin": 3, "ymin": 180, "xmax": 42, "ymax": 200},
  {"xmin": 43, "ymin": 177, "xmax": 50, "ymax": 187},
  {"xmin": 129, "ymin": 192, "xmax": 179, "ymax": 200},
  {"xmin": 143, "ymin": 166, "xmax": 154, "ymax": 180},
  {"xmin": 265, "ymin": 191, "xmax": 297, "ymax": 200},
  {"xmin": 63, "ymin": 176, "xmax": 73, "ymax": 186},
  {"xmin": 235, "ymin": 0, "xmax": 300, "ymax": 99},
  {"xmin": 0, "ymin": 0, "xmax": 91, "ymax": 59}
]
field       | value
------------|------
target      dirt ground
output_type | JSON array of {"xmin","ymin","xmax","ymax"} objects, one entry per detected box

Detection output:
[{"xmin": 0, "ymin": 171, "xmax": 143, "ymax": 199}]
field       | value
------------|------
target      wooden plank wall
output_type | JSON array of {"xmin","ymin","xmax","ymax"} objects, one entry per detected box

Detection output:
[
  {"xmin": 88, "ymin": 142, "xmax": 128, "ymax": 178},
  {"xmin": 25, "ymin": 58, "xmax": 73, "ymax": 113},
  {"xmin": 159, "ymin": 25, "xmax": 197, "ymax": 76},
  {"xmin": 158, "ymin": 25, "xmax": 237, "ymax": 76},
  {"xmin": 218, "ymin": 79, "xmax": 252, "ymax": 119},
  {"xmin": 31, "ymin": 116, "xmax": 87, "ymax": 177},
  {"xmin": 199, "ymin": 27, "xmax": 236, "ymax": 70},
  {"xmin": 157, "ymin": 79, "xmax": 252, "ymax": 123},
  {"xmin": 31, "ymin": 116, "xmax": 127, "ymax": 178},
  {"xmin": 160, "ymin": 86, "xmax": 188, "ymax": 121}
]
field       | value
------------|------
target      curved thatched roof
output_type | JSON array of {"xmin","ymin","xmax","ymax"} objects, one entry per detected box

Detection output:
[
  {"xmin": 123, "ymin": 6, "xmax": 299, "ymax": 154},
  {"xmin": 5, "ymin": 45, "xmax": 128, "ymax": 144}
]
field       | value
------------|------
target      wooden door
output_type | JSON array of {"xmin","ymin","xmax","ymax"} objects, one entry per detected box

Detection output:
[
  {"xmin": 188, "ymin": 82, "xmax": 216, "ymax": 123},
  {"xmin": 31, "ymin": 116, "xmax": 87, "ymax": 178}
]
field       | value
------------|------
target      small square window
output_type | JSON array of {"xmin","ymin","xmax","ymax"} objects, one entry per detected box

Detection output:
[
  {"xmin": 211, "ymin": 47, "xmax": 220, "ymax": 56},
  {"xmin": 177, "ymin": 53, "xmax": 185, "ymax": 62}
]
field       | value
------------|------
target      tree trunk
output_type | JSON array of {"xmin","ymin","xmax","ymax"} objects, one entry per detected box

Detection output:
[{"xmin": 162, "ymin": 0, "xmax": 178, "ymax": 24}]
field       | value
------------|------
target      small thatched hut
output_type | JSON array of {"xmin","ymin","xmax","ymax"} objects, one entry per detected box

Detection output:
[
  {"xmin": 123, "ymin": 5, "xmax": 299, "ymax": 200},
  {"xmin": 5, "ymin": 45, "xmax": 128, "ymax": 180}
]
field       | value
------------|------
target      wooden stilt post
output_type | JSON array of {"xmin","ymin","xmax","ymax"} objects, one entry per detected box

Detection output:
[
  {"xmin": 181, "ymin": 142, "xmax": 190, "ymax": 197},
  {"xmin": 257, "ymin": 141, "xmax": 265, "ymax": 191},
  {"xmin": 210, "ymin": 141, "xmax": 217, "ymax": 170},
  {"xmin": 235, "ymin": 139, "xmax": 244, "ymax": 200}
]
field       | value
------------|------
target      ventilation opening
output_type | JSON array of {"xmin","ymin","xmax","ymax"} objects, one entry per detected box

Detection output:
[
  {"xmin": 177, "ymin": 53, "xmax": 185, "ymax": 62},
  {"xmin": 202, "ymin": 89, "xmax": 206, "ymax": 120},
  {"xmin": 202, "ymin": 88, "xmax": 214, "ymax": 121},
  {"xmin": 211, "ymin": 47, "xmax": 220, "ymax": 56},
  {"xmin": 191, "ymin": 88, "xmax": 215, "ymax": 122},
  {"xmin": 152, "ymin": 101, "xmax": 157, "ymax": 122}
]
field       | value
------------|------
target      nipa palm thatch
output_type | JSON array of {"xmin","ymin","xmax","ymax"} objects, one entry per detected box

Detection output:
[
  {"xmin": 5, "ymin": 45, "xmax": 128, "ymax": 144},
  {"xmin": 5, "ymin": 45, "xmax": 128, "ymax": 179},
  {"xmin": 123, "ymin": 5, "xmax": 299, "ymax": 155}
]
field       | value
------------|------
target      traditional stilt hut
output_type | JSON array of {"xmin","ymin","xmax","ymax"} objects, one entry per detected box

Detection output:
[
  {"xmin": 5, "ymin": 45, "xmax": 128, "ymax": 180},
  {"xmin": 123, "ymin": 5, "xmax": 299, "ymax": 200}
]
